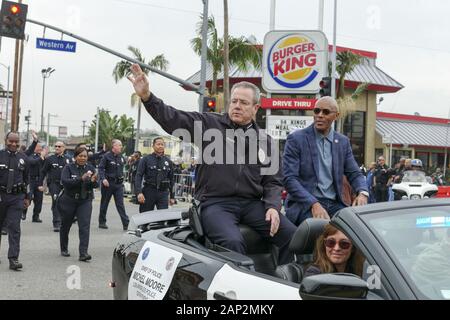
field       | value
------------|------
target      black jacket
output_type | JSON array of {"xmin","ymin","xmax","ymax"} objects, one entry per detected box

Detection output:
[
  {"xmin": 143, "ymin": 93, "xmax": 282, "ymax": 211},
  {"xmin": 61, "ymin": 163, "xmax": 99, "ymax": 200},
  {"xmin": 40, "ymin": 154, "xmax": 72, "ymax": 185}
]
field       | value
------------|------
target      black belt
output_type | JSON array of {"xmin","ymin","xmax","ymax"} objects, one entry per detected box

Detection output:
[
  {"xmin": 107, "ymin": 177, "xmax": 124, "ymax": 184},
  {"xmin": 0, "ymin": 184, "xmax": 26, "ymax": 194}
]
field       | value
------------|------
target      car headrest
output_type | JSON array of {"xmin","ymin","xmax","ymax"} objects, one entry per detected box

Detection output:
[
  {"xmin": 239, "ymin": 225, "xmax": 271, "ymax": 254},
  {"xmin": 289, "ymin": 218, "xmax": 329, "ymax": 255}
]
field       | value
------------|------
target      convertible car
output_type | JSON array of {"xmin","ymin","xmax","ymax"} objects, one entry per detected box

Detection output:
[{"xmin": 111, "ymin": 199, "xmax": 450, "ymax": 300}]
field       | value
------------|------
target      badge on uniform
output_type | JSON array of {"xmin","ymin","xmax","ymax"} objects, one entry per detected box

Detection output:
[
  {"xmin": 334, "ymin": 139, "xmax": 339, "ymax": 143},
  {"xmin": 19, "ymin": 159, "xmax": 25, "ymax": 165},
  {"xmin": 66, "ymin": 159, "xmax": 70, "ymax": 164},
  {"xmin": 164, "ymin": 161, "xmax": 169, "ymax": 166},
  {"xmin": 258, "ymin": 148, "xmax": 266, "ymax": 163}
]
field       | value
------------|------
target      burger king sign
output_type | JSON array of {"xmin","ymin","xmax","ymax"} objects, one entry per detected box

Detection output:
[{"xmin": 262, "ymin": 30, "xmax": 328, "ymax": 93}]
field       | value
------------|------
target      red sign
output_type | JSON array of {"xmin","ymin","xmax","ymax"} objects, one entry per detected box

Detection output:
[{"xmin": 260, "ymin": 97, "xmax": 317, "ymax": 110}]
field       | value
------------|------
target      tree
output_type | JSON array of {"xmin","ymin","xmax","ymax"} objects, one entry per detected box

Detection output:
[
  {"xmin": 329, "ymin": 51, "xmax": 369, "ymax": 132},
  {"xmin": 191, "ymin": 15, "xmax": 262, "ymax": 111},
  {"xmin": 87, "ymin": 110, "xmax": 135, "ymax": 152},
  {"xmin": 112, "ymin": 46, "xmax": 169, "ymax": 150}
]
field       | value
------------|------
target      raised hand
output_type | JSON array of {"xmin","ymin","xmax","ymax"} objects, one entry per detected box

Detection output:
[{"xmin": 127, "ymin": 64, "xmax": 151, "ymax": 102}]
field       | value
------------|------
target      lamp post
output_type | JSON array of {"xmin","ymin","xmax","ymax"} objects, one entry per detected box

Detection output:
[
  {"xmin": 41, "ymin": 67, "xmax": 55, "ymax": 136},
  {"xmin": 0, "ymin": 62, "xmax": 11, "ymax": 136},
  {"xmin": 46, "ymin": 113, "xmax": 58, "ymax": 147}
]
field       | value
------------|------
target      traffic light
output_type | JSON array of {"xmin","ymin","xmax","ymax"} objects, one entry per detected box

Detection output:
[
  {"xmin": 202, "ymin": 96, "xmax": 216, "ymax": 112},
  {"xmin": 319, "ymin": 77, "xmax": 332, "ymax": 97},
  {"xmin": 0, "ymin": 1, "xmax": 28, "ymax": 40}
]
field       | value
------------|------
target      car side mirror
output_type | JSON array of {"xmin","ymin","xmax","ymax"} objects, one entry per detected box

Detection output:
[{"xmin": 299, "ymin": 273, "xmax": 368, "ymax": 300}]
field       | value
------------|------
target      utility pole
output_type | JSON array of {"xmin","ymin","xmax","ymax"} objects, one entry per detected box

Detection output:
[
  {"xmin": 25, "ymin": 109, "xmax": 31, "ymax": 146},
  {"xmin": 82, "ymin": 120, "xmax": 86, "ymax": 138},
  {"xmin": 46, "ymin": 112, "xmax": 57, "ymax": 147}
]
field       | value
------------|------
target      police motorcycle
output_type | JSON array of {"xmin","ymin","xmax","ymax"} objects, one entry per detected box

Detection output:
[{"xmin": 392, "ymin": 159, "xmax": 438, "ymax": 200}]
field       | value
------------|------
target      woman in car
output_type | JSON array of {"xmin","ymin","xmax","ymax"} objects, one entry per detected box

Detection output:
[
  {"xmin": 58, "ymin": 146, "xmax": 99, "ymax": 261},
  {"xmin": 304, "ymin": 224, "xmax": 363, "ymax": 277}
]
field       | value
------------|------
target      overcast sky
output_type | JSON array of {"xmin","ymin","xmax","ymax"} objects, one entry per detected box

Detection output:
[{"xmin": 1, "ymin": 0, "xmax": 449, "ymax": 137}]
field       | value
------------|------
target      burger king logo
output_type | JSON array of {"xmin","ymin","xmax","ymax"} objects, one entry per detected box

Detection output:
[{"xmin": 267, "ymin": 34, "xmax": 319, "ymax": 89}]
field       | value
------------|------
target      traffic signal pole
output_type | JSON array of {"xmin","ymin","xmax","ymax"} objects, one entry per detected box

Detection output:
[{"xmin": 26, "ymin": 18, "xmax": 201, "ymax": 94}]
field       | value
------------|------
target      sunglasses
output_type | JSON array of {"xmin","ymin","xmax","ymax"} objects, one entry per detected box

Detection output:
[
  {"xmin": 324, "ymin": 238, "xmax": 352, "ymax": 250},
  {"xmin": 313, "ymin": 107, "xmax": 336, "ymax": 116},
  {"xmin": 54, "ymin": 145, "xmax": 63, "ymax": 148}
]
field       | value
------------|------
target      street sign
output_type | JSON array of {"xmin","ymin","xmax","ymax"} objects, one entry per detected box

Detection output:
[
  {"xmin": 382, "ymin": 135, "xmax": 392, "ymax": 144},
  {"xmin": 267, "ymin": 115, "xmax": 314, "ymax": 139},
  {"xmin": 58, "ymin": 126, "xmax": 67, "ymax": 138},
  {"xmin": 36, "ymin": 38, "xmax": 76, "ymax": 53}
]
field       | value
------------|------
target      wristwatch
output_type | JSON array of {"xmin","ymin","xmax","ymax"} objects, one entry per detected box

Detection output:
[{"xmin": 358, "ymin": 191, "xmax": 369, "ymax": 198}]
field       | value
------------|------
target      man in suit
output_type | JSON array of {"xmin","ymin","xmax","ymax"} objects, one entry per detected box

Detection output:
[{"xmin": 283, "ymin": 96, "xmax": 369, "ymax": 226}]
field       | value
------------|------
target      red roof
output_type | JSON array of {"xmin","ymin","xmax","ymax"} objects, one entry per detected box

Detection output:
[
  {"xmin": 377, "ymin": 112, "xmax": 449, "ymax": 124},
  {"xmin": 328, "ymin": 45, "xmax": 377, "ymax": 59}
]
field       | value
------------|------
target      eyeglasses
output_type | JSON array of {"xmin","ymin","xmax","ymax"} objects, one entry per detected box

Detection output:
[
  {"xmin": 313, "ymin": 107, "xmax": 336, "ymax": 116},
  {"xmin": 324, "ymin": 238, "xmax": 352, "ymax": 250}
]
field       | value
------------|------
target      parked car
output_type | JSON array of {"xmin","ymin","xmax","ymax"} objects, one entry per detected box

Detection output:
[{"xmin": 112, "ymin": 198, "xmax": 450, "ymax": 300}]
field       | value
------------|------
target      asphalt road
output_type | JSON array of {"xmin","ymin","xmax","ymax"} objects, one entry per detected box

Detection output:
[{"xmin": 0, "ymin": 192, "xmax": 188, "ymax": 300}]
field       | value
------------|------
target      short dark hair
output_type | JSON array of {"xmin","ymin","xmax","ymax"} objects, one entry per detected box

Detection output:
[
  {"xmin": 134, "ymin": 151, "xmax": 142, "ymax": 156},
  {"xmin": 74, "ymin": 146, "xmax": 88, "ymax": 158},
  {"xmin": 152, "ymin": 137, "xmax": 164, "ymax": 145},
  {"xmin": 75, "ymin": 142, "xmax": 87, "ymax": 149}
]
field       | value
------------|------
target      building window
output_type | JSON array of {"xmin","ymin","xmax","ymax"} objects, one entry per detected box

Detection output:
[
  {"xmin": 143, "ymin": 140, "xmax": 150, "ymax": 147},
  {"xmin": 416, "ymin": 152, "xmax": 429, "ymax": 170},
  {"xmin": 393, "ymin": 150, "xmax": 412, "ymax": 167},
  {"xmin": 343, "ymin": 111, "xmax": 366, "ymax": 166},
  {"xmin": 375, "ymin": 148, "xmax": 384, "ymax": 162},
  {"xmin": 430, "ymin": 152, "xmax": 446, "ymax": 170}
]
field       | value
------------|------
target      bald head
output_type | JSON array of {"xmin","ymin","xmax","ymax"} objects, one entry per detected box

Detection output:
[{"xmin": 316, "ymin": 96, "xmax": 339, "ymax": 112}]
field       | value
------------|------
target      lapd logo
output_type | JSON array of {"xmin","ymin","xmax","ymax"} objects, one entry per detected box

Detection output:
[
  {"xmin": 166, "ymin": 257, "xmax": 175, "ymax": 271},
  {"xmin": 142, "ymin": 247, "xmax": 150, "ymax": 261}
]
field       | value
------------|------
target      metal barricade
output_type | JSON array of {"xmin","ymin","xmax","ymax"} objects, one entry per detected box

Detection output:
[{"xmin": 173, "ymin": 173, "xmax": 195, "ymax": 202}]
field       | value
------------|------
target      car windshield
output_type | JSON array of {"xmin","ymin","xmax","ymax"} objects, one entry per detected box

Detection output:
[
  {"xmin": 361, "ymin": 208, "xmax": 450, "ymax": 300},
  {"xmin": 402, "ymin": 170, "xmax": 427, "ymax": 183}
]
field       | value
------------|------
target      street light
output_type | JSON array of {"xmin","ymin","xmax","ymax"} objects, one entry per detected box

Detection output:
[
  {"xmin": 46, "ymin": 112, "xmax": 57, "ymax": 147},
  {"xmin": 41, "ymin": 67, "xmax": 55, "ymax": 136},
  {"xmin": 0, "ymin": 62, "xmax": 11, "ymax": 136}
]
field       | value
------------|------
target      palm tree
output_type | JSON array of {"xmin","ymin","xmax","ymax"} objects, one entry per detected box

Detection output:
[
  {"xmin": 336, "ymin": 51, "xmax": 363, "ymax": 99},
  {"xmin": 332, "ymin": 50, "xmax": 368, "ymax": 132},
  {"xmin": 191, "ymin": 15, "xmax": 262, "ymax": 111},
  {"xmin": 112, "ymin": 46, "xmax": 169, "ymax": 150}
]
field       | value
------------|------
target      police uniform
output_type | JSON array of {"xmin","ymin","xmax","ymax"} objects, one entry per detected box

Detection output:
[
  {"xmin": 135, "ymin": 153, "xmax": 174, "ymax": 212},
  {"xmin": 98, "ymin": 151, "xmax": 129, "ymax": 229},
  {"xmin": 0, "ymin": 149, "xmax": 29, "ymax": 270},
  {"xmin": 25, "ymin": 152, "xmax": 45, "ymax": 222},
  {"xmin": 58, "ymin": 162, "xmax": 98, "ymax": 259},
  {"xmin": 40, "ymin": 154, "xmax": 71, "ymax": 230}
]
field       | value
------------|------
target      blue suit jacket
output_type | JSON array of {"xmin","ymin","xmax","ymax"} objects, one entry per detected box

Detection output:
[{"xmin": 283, "ymin": 124, "xmax": 367, "ymax": 223}]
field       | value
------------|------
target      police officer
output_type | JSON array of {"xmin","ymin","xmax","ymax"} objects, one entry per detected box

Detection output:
[
  {"xmin": 59, "ymin": 146, "xmax": 98, "ymax": 261},
  {"xmin": 25, "ymin": 142, "xmax": 47, "ymax": 222},
  {"xmin": 128, "ymin": 64, "xmax": 296, "ymax": 264},
  {"xmin": 0, "ymin": 132, "xmax": 30, "ymax": 270},
  {"xmin": 128, "ymin": 151, "xmax": 142, "ymax": 204},
  {"xmin": 98, "ymin": 139, "xmax": 129, "ymax": 230},
  {"xmin": 135, "ymin": 138, "xmax": 175, "ymax": 212},
  {"xmin": 374, "ymin": 156, "xmax": 393, "ymax": 202},
  {"xmin": 39, "ymin": 141, "xmax": 71, "ymax": 232}
]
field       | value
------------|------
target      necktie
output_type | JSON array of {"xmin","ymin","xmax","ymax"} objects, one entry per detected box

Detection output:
[
  {"xmin": 79, "ymin": 167, "xmax": 88, "ymax": 199},
  {"xmin": 7, "ymin": 153, "xmax": 15, "ymax": 193}
]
